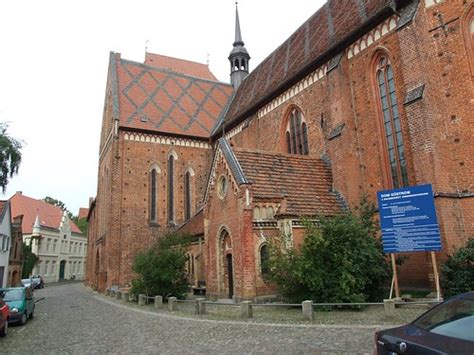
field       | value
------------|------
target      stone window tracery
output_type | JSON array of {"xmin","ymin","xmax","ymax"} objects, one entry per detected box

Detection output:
[
  {"xmin": 374, "ymin": 54, "xmax": 408, "ymax": 189},
  {"xmin": 285, "ymin": 108, "xmax": 309, "ymax": 155}
]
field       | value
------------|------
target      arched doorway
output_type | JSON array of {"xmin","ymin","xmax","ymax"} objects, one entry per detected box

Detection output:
[
  {"xmin": 226, "ymin": 254, "xmax": 234, "ymax": 299},
  {"xmin": 59, "ymin": 260, "xmax": 66, "ymax": 281},
  {"xmin": 219, "ymin": 229, "xmax": 234, "ymax": 299},
  {"xmin": 95, "ymin": 250, "xmax": 100, "ymax": 290}
]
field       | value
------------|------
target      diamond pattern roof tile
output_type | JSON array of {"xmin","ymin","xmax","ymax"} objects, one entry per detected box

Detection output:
[{"xmin": 116, "ymin": 55, "xmax": 233, "ymax": 138}]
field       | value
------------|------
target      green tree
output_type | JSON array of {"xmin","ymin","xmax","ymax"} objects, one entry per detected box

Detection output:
[
  {"xmin": 43, "ymin": 196, "xmax": 73, "ymax": 219},
  {"xmin": 441, "ymin": 238, "xmax": 474, "ymax": 298},
  {"xmin": 130, "ymin": 232, "xmax": 192, "ymax": 298},
  {"xmin": 0, "ymin": 123, "xmax": 22, "ymax": 193},
  {"xmin": 268, "ymin": 200, "xmax": 388, "ymax": 303},
  {"xmin": 74, "ymin": 217, "xmax": 88, "ymax": 235},
  {"xmin": 21, "ymin": 242, "xmax": 38, "ymax": 278}
]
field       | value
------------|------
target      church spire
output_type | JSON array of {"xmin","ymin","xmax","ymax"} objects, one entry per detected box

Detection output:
[{"xmin": 229, "ymin": 2, "xmax": 250, "ymax": 89}]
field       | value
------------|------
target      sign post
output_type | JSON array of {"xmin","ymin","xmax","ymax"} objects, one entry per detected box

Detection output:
[
  {"xmin": 390, "ymin": 254, "xmax": 400, "ymax": 299},
  {"xmin": 377, "ymin": 184, "xmax": 442, "ymax": 299},
  {"xmin": 431, "ymin": 251, "xmax": 441, "ymax": 301}
]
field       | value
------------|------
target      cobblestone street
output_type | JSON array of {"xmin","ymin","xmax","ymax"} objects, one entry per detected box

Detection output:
[{"xmin": 0, "ymin": 283, "xmax": 391, "ymax": 353}]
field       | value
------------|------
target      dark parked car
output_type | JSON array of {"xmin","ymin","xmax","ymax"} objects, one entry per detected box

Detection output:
[
  {"xmin": 31, "ymin": 275, "xmax": 44, "ymax": 289},
  {"xmin": 375, "ymin": 291, "xmax": 474, "ymax": 354},
  {"xmin": 0, "ymin": 296, "xmax": 9, "ymax": 337},
  {"xmin": 0, "ymin": 287, "xmax": 35, "ymax": 325}
]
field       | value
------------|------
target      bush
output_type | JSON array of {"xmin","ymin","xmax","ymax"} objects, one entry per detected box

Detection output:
[
  {"xmin": 267, "ymin": 199, "xmax": 388, "ymax": 303},
  {"xmin": 441, "ymin": 238, "xmax": 474, "ymax": 298},
  {"xmin": 130, "ymin": 232, "xmax": 192, "ymax": 299}
]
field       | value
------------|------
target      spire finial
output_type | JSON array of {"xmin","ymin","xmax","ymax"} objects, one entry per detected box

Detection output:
[{"xmin": 229, "ymin": 0, "xmax": 250, "ymax": 89}]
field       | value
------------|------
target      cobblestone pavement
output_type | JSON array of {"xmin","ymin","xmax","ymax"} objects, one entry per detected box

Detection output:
[{"xmin": 0, "ymin": 283, "xmax": 403, "ymax": 354}]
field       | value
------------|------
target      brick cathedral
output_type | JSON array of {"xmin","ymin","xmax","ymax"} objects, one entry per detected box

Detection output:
[{"xmin": 85, "ymin": 0, "xmax": 474, "ymax": 300}]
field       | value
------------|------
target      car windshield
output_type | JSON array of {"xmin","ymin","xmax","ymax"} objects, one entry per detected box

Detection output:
[
  {"xmin": 2, "ymin": 289, "xmax": 23, "ymax": 302},
  {"xmin": 413, "ymin": 297, "xmax": 474, "ymax": 342}
]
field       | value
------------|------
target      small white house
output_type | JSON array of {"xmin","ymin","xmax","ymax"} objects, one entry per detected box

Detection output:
[
  {"xmin": 10, "ymin": 192, "xmax": 87, "ymax": 283},
  {"xmin": 0, "ymin": 201, "xmax": 12, "ymax": 287}
]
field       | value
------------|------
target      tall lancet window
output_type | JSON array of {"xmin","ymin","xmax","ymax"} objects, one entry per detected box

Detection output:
[
  {"xmin": 167, "ymin": 155, "xmax": 175, "ymax": 224},
  {"xmin": 150, "ymin": 168, "xmax": 158, "ymax": 223},
  {"xmin": 463, "ymin": 5, "xmax": 474, "ymax": 75},
  {"xmin": 184, "ymin": 171, "xmax": 192, "ymax": 221},
  {"xmin": 375, "ymin": 55, "xmax": 408, "ymax": 189},
  {"xmin": 285, "ymin": 108, "xmax": 309, "ymax": 155}
]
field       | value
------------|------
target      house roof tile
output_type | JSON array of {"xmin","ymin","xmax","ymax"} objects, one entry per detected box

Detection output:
[
  {"xmin": 221, "ymin": 0, "xmax": 403, "ymax": 132},
  {"xmin": 115, "ymin": 54, "xmax": 233, "ymax": 138},
  {"xmin": 232, "ymin": 149, "xmax": 341, "ymax": 216},
  {"xmin": 9, "ymin": 192, "xmax": 82, "ymax": 234},
  {"xmin": 78, "ymin": 208, "xmax": 89, "ymax": 220}
]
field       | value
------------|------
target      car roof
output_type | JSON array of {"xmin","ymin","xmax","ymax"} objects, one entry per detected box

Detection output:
[
  {"xmin": 451, "ymin": 291, "xmax": 474, "ymax": 300},
  {"xmin": 0, "ymin": 287, "xmax": 25, "ymax": 291}
]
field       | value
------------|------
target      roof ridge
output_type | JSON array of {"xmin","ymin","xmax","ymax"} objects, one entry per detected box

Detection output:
[{"xmin": 120, "ymin": 58, "xmax": 232, "ymax": 86}]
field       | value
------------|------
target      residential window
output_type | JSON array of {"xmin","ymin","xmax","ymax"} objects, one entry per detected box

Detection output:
[
  {"xmin": 286, "ymin": 108, "xmax": 309, "ymax": 155},
  {"xmin": 375, "ymin": 55, "xmax": 408, "ymax": 189},
  {"xmin": 168, "ymin": 155, "xmax": 175, "ymax": 223},
  {"xmin": 184, "ymin": 171, "xmax": 192, "ymax": 220},
  {"xmin": 150, "ymin": 168, "xmax": 158, "ymax": 223}
]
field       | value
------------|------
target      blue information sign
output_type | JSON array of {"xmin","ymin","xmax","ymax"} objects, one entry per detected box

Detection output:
[{"xmin": 377, "ymin": 184, "xmax": 441, "ymax": 253}]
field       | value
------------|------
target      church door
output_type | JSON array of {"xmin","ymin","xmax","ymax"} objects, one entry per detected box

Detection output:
[
  {"xmin": 226, "ymin": 254, "xmax": 234, "ymax": 299},
  {"xmin": 59, "ymin": 260, "xmax": 66, "ymax": 280}
]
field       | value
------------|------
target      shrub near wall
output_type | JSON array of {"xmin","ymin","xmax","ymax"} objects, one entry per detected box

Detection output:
[
  {"xmin": 441, "ymin": 238, "xmax": 474, "ymax": 298},
  {"xmin": 131, "ymin": 233, "xmax": 192, "ymax": 299},
  {"xmin": 268, "ymin": 201, "xmax": 388, "ymax": 303}
]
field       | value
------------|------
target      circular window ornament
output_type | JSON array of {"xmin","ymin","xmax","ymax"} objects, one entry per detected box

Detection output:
[{"xmin": 217, "ymin": 175, "xmax": 228, "ymax": 199}]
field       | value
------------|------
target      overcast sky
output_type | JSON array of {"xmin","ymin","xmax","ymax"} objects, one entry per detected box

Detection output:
[{"xmin": 0, "ymin": 0, "xmax": 325, "ymax": 215}]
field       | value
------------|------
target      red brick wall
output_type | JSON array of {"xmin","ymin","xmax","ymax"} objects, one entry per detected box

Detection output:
[
  {"xmin": 226, "ymin": 1, "xmax": 474, "ymax": 289},
  {"xmin": 116, "ymin": 133, "xmax": 213, "ymax": 286}
]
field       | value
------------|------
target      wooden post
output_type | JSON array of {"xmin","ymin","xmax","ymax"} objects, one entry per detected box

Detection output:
[
  {"xmin": 390, "ymin": 254, "xmax": 400, "ymax": 299},
  {"xmin": 431, "ymin": 251, "xmax": 441, "ymax": 301}
]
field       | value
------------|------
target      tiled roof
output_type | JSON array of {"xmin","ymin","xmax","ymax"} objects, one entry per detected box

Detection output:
[
  {"xmin": 78, "ymin": 208, "xmax": 89, "ymax": 220},
  {"xmin": 177, "ymin": 208, "xmax": 204, "ymax": 237},
  {"xmin": 145, "ymin": 53, "xmax": 217, "ymax": 81},
  {"xmin": 222, "ymin": 0, "xmax": 404, "ymax": 130},
  {"xmin": 114, "ymin": 53, "xmax": 233, "ymax": 138},
  {"xmin": 232, "ymin": 149, "xmax": 341, "ymax": 216},
  {"xmin": 9, "ymin": 192, "xmax": 82, "ymax": 234}
]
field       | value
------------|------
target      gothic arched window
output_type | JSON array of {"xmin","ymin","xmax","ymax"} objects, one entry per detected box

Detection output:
[
  {"xmin": 150, "ymin": 168, "xmax": 158, "ymax": 223},
  {"xmin": 463, "ymin": 5, "xmax": 474, "ymax": 75},
  {"xmin": 286, "ymin": 108, "xmax": 309, "ymax": 155},
  {"xmin": 184, "ymin": 171, "xmax": 192, "ymax": 221},
  {"xmin": 167, "ymin": 155, "xmax": 175, "ymax": 223},
  {"xmin": 375, "ymin": 55, "xmax": 408, "ymax": 189}
]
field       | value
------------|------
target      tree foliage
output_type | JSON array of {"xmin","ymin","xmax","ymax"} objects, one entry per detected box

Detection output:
[
  {"xmin": 74, "ymin": 217, "xmax": 88, "ymax": 235},
  {"xmin": 441, "ymin": 238, "xmax": 474, "ymax": 298},
  {"xmin": 267, "ymin": 199, "xmax": 388, "ymax": 303},
  {"xmin": 130, "ymin": 232, "xmax": 193, "ymax": 298},
  {"xmin": 43, "ymin": 196, "xmax": 74, "ymax": 219},
  {"xmin": 21, "ymin": 242, "xmax": 38, "ymax": 278},
  {"xmin": 0, "ymin": 123, "xmax": 22, "ymax": 193}
]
